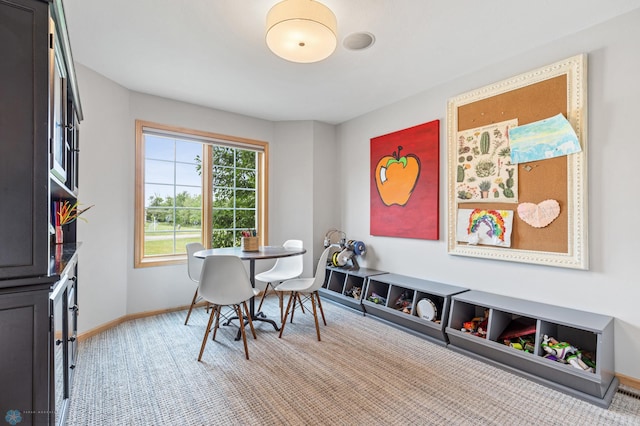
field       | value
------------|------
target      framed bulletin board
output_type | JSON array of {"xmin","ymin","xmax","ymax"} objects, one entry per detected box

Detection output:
[{"xmin": 446, "ymin": 54, "xmax": 588, "ymax": 269}]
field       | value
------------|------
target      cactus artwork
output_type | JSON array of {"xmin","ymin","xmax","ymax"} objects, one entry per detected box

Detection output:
[
  {"xmin": 478, "ymin": 180, "xmax": 492, "ymax": 191},
  {"xmin": 479, "ymin": 180, "xmax": 492, "ymax": 198},
  {"xmin": 480, "ymin": 131, "xmax": 490, "ymax": 154},
  {"xmin": 454, "ymin": 118, "xmax": 519, "ymax": 202},
  {"xmin": 498, "ymin": 168, "xmax": 515, "ymax": 198}
]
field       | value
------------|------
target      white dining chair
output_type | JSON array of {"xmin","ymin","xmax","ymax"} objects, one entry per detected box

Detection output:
[
  {"xmin": 184, "ymin": 242, "xmax": 205, "ymax": 325},
  {"xmin": 197, "ymin": 255, "xmax": 258, "ymax": 361},
  {"xmin": 277, "ymin": 247, "xmax": 331, "ymax": 341},
  {"xmin": 255, "ymin": 239, "xmax": 304, "ymax": 322}
]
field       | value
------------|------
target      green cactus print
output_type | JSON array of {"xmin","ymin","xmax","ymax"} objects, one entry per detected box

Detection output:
[
  {"xmin": 498, "ymin": 168, "xmax": 515, "ymax": 198},
  {"xmin": 480, "ymin": 131, "xmax": 490, "ymax": 154}
]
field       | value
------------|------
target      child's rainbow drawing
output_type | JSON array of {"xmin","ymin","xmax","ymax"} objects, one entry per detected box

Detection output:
[
  {"xmin": 468, "ymin": 209, "xmax": 506, "ymax": 241},
  {"xmin": 456, "ymin": 208, "xmax": 513, "ymax": 247}
]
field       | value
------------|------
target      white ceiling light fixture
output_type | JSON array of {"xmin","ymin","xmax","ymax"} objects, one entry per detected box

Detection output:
[{"xmin": 266, "ymin": 0, "xmax": 337, "ymax": 64}]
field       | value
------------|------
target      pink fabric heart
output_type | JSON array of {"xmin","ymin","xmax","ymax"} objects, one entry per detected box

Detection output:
[{"xmin": 517, "ymin": 199, "xmax": 560, "ymax": 228}]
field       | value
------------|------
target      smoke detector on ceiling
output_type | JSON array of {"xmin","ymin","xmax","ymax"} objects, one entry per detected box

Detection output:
[{"xmin": 343, "ymin": 32, "xmax": 375, "ymax": 51}]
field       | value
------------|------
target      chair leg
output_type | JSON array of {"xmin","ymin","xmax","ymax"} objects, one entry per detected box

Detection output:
[
  {"xmin": 289, "ymin": 293, "xmax": 310, "ymax": 323},
  {"xmin": 279, "ymin": 291, "xmax": 296, "ymax": 338},
  {"xmin": 198, "ymin": 305, "xmax": 217, "ymax": 361},
  {"xmin": 315, "ymin": 291, "xmax": 327, "ymax": 326},
  {"xmin": 310, "ymin": 293, "xmax": 321, "ymax": 341},
  {"xmin": 256, "ymin": 282, "xmax": 273, "ymax": 312},
  {"xmin": 184, "ymin": 289, "xmax": 199, "ymax": 325},
  {"xmin": 212, "ymin": 305, "xmax": 221, "ymax": 341},
  {"xmin": 296, "ymin": 293, "xmax": 306, "ymax": 314},
  {"xmin": 235, "ymin": 304, "xmax": 250, "ymax": 360},
  {"xmin": 290, "ymin": 292, "xmax": 297, "ymax": 323},
  {"xmin": 243, "ymin": 300, "xmax": 257, "ymax": 339}
]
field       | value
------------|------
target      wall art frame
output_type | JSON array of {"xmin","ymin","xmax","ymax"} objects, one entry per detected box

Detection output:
[
  {"xmin": 446, "ymin": 54, "xmax": 588, "ymax": 269},
  {"xmin": 371, "ymin": 119, "xmax": 440, "ymax": 240}
]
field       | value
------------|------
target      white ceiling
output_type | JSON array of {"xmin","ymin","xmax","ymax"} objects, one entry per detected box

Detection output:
[{"xmin": 63, "ymin": 0, "xmax": 640, "ymax": 125}]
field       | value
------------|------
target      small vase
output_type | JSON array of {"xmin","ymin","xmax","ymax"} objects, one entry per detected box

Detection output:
[{"xmin": 55, "ymin": 226, "xmax": 64, "ymax": 244}]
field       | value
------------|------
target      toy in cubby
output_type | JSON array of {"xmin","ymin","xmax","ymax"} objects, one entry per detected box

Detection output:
[
  {"xmin": 498, "ymin": 317, "xmax": 537, "ymax": 352},
  {"xmin": 541, "ymin": 335, "xmax": 596, "ymax": 373},
  {"xmin": 394, "ymin": 290, "xmax": 413, "ymax": 314},
  {"xmin": 345, "ymin": 286, "xmax": 362, "ymax": 300},
  {"xmin": 460, "ymin": 309, "xmax": 489, "ymax": 338},
  {"xmin": 367, "ymin": 292, "xmax": 387, "ymax": 305},
  {"xmin": 504, "ymin": 335, "xmax": 536, "ymax": 353}
]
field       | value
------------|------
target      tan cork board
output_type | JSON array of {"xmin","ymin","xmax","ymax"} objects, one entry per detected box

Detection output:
[{"xmin": 457, "ymin": 75, "xmax": 568, "ymax": 253}]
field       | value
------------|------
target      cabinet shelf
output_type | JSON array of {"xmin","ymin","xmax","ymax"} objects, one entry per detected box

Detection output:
[
  {"xmin": 50, "ymin": 174, "xmax": 77, "ymax": 200},
  {"xmin": 446, "ymin": 290, "xmax": 618, "ymax": 408},
  {"xmin": 363, "ymin": 273, "xmax": 468, "ymax": 346}
]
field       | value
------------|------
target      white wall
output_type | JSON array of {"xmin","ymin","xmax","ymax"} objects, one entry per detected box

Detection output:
[
  {"xmin": 270, "ymin": 121, "xmax": 315, "ymax": 274},
  {"xmin": 74, "ymin": 65, "xmax": 129, "ymax": 331},
  {"xmin": 313, "ymin": 122, "xmax": 340, "ymax": 266},
  {"xmin": 267, "ymin": 121, "xmax": 339, "ymax": 275},
  {"xmin": 336, "ymin": 9, "xmax": 640, "ymax": 379}
]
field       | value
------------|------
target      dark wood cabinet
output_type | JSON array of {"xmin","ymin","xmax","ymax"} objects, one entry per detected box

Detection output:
[
  {"xmin": 0, "ymin": 0, "xmax": 83, "ymax": 424},
  {"xmin": 0, "ymin": 283, "xmax": 53, "ymax": 425},
  {"xmin": 0, "ymin": 0, "xmax": 50, "ymax": 281}
]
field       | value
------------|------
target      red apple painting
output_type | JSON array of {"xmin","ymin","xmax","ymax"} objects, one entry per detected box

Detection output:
[{"xmin": 370, "ymin": 120, "xmax": 439, "ymax": 240}]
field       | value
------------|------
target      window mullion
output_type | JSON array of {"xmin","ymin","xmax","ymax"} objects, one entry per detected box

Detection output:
[
  {"xmin": 203, "ymin": 144, "xmax": 213, "ymax": 248},
  {"xmin": 173, "ymin": 139, "xmax": 178, "ymax": 253}
]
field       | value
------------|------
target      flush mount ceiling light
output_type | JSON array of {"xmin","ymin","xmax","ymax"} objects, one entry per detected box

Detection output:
[{"xmin": 266, "ymin": 0, "xmax": 337, "ymax": 63}]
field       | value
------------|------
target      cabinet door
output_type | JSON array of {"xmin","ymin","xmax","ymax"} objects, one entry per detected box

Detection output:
[
  {"xmin": 51, "ymin": 283, "xmax": 67, "ymax": 426},
  {"xmin": 0, "ymin": 0, "xmax": 50, "ymax": 281},
  {"xmin": 67, "ymin": 277, "xmax": 78, "ymax": 370},
  {"xmin": 0, "ymin": 286, "xmax": 51, "ymax": 425}
]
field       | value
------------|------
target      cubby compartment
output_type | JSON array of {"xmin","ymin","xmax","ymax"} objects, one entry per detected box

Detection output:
[
  {"xmin": 447, "ymin": 300, "xmax": 490, "ymax": 339},
  {"xmin": 364, "ymin": 279, "xmax": 390, "ymax": 306},
  {"xmin": 388, "ymin": 286, "xmax": 415, "ymax": 314},
  {"xmin": 538, "ymin": 321, "xmax": 598, "ymax": 374},
  {"xmin": 446, "ymin": 290, "xmax": 618, "ymax": 408},
  {"xmin": 319, "ymin": 266, "xmax": 386, "ymax": 312},
  {"xmin": 363, "ymin": 273, "xmax": 467, "ymax": 346},
  {"xmin": 325, "ymin": 269, "xmax": 346, "ymax": 293},
  {"xmin": 490, "ymin": 310, "xmax": 537, "ymax": 353},
  {"xmin": 344, "ymin": 274, "xmax": 367, "ymax": 300},
  {"xmin": 414, "ymin": 292, "xmax": 445, "ymax": 323}
]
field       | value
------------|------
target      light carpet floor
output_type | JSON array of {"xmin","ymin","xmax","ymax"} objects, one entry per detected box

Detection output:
[{"xmin": 67, "ymin": 296, "xmax": 640, "ymax": 425}]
